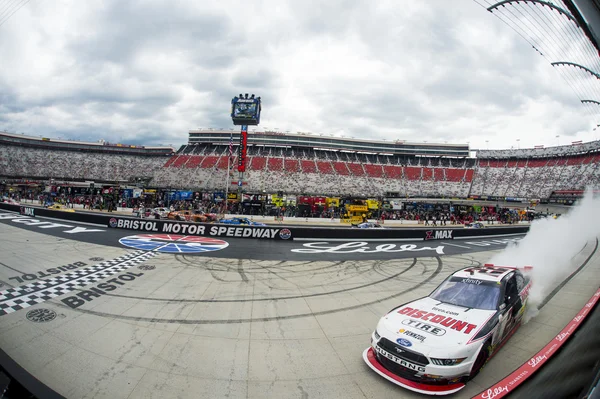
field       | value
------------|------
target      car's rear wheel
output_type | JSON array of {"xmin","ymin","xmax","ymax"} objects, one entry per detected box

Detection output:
[{"xmin": 469, "ymin": 341, "xmax": 492, "ymax": 380}]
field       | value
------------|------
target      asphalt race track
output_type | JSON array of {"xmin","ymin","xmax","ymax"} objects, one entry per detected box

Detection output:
[
  {"xmin": 0, "ymin": 210, "xmax": 525, "ymax": 261},
  {"xmin": 0, "ymin": 210, "xmax": 599, "ymax": 399}
]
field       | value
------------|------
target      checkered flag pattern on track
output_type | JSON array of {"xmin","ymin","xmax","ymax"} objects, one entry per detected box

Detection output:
[{"xmin": 0, "ymin": 250, "xmax": 158, "ymax": 316}]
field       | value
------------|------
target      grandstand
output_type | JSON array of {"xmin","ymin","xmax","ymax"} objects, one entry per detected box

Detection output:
[
  {"xmin": 1, "ymin": 129, "xmax": 599, "ymax": 199},
  {"xmin": 0, "ymin": 131, "xmax": 174, "ymax": 183},
  {"xmin": 152, "ymin": 129, "xmax": 600, "ymax": 198}
]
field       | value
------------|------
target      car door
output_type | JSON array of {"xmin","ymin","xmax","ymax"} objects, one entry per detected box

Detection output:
[{"xmin": 498, "ymin": 275, "xmax": 522, "ymax": 341}]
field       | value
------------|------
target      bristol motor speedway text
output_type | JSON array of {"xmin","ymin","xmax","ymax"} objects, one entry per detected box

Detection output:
[{"xmin": 110, "ymin": 218, "xmax": 284, "ymax": 239}]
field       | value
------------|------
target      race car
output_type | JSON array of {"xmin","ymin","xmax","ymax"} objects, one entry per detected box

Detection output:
[
  {"xmin": 167, "ymin": 210, "xmax": 219, "ymax": 223},
  {"xmin": 0, "ymin": 197, "xmax": 19, "ymax": 205},
  {"xmin": 352, "ymin": 222, "xmax": 385, "ymax": 229},
  {"xmin": 363, "ymin": 264, "xmax": 532, "ymax": 395},
  {"xmin": 464, "ymin": 222, "xmax": 485, "ymax": 229},
  {"xmin": 152, "ymin": 207, "xmax": 170, "ymax": 219},
  {"xmin": 45, "ymin": 203, "xmax": 75, "ymax": 212},
  {"xmin": 218, "ymin": 217, "xmax": 266, "ymax": 226}
]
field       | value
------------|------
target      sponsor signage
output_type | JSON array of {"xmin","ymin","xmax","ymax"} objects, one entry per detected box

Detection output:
[
  {"xmin": 108, "ymin": 217, "xmax": 290, "ymax": 240},
  {"xmin": 238, "ymin": 125, "xmax": 248, "ymax": 172},
  {"xmin": 61, "ymin": 271, "xmax": 147, "ymax": 309},
  {"xmin": 8, "ymin": 261, "xmax": 87, "ymax": 284},
  {"xmin": 398, "ymin": 307, "xmax": 477, "ymax": 334},
  {"xmin": 0, "ymin": 213, "xmax": 104, "ymax": 234},
  {"xmin": 398, "ymin": 328, "xmax": 426, "ymax": 342},
  {"xmin": 291, "ymin": 242, "xmax": 445, "ymax": 254},
  {"xmin": 425, "ymin": 230, "xmax": 453, "ymax": 240},
  {"xmin": 20, "ymin": 206, "xmax": 35, "ymax": 216},
  {"xmin": 119, "ymin": 234, "xmax": 229, "ymax": 253},
  {"xmin": 401, "ymin": 319, "xmax": 446, "ymax": 336}
]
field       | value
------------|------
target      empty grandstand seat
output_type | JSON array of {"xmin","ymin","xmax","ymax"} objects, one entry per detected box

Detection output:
[
  {"xmin": 216, "ymin": 156, "xmax": 229, "ymax": 169},
  {"xmin": 383, "ymin": 165, "xmax": 402, "ymax": 179},
  {"xmin": 184, "ymin": 156, "xmax": 203, "ymax": 168},
  {"xmin": 404, "ymin": 167, "xmax": 421, "ymax": 180},
  {"xmin": 316, "ymin": 161, "xmax": 334, "ymax": 174},
  {"xmin": 250, "ymin": 156, "xmax": 266, "ymax": 170},
  {"xmin": 347, "ymin": 163, "xmax": 365, "ymax": 176},
  {"xmin": 200, "ymin": 156, "xmax": 218, "ymax": 168},
  {"xmin": 267, "ymin": 157, "xmax": 283, "ymax": 171},
  {"xmin": 300, "ymin": 160, "xmax": 317, "ymax": 173},
  {"xmin": 332, "ymin": 162, "xmax": 350, "ymax": 175},
  {"xmin": 364, "ymin": 164, "xmax": 383, "ymax": 178},
  {"xmin": 284, "ymin": 159, "xmax": 300, "ymax": 172}
]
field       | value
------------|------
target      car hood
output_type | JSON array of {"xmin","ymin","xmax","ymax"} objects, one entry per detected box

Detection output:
[{"xmin": 380, "ymin": 297, "xmax": 496, "ymax": 351}]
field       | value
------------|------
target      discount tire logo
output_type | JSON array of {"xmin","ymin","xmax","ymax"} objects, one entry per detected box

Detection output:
[{"xmin": 119, "ymin": 234, "xmax": 229, "ymax": 253}]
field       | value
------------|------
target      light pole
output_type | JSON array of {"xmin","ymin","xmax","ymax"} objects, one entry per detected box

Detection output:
[
  {"xmin": 485, "ymin": 140, "xmax": 489, "ymax": 149},
  {"xmin": 556, "ymin": 135, "xmax": 560, "ymax": 146},
  {"xmin": 516, "ymin": 138, "xmax": 520, "ymax": 149}
]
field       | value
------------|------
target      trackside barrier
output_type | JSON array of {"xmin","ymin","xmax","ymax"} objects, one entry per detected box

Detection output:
[
  {"xmin": 0, "ymin": 203, "xmax": 108, "ymax": 225},
  {"xmin": 472, "ymin": 288, "xmax": 600, "ymax": 399},
  {"xmin": 0, "ymin": 203, "xmax": 530, "ymax": 241},
  {"xmin": 288, "ymin": 225, "xmax": 529, "ymax": 240}
]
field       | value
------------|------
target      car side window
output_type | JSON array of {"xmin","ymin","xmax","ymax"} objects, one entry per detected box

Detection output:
[
  {"xmin": 516, "ymin": 273, "xmax": 525, "ymax": 292},
  {"xmin": 505, "ymin": 276, "xmax": 518, "ymax": 304}
]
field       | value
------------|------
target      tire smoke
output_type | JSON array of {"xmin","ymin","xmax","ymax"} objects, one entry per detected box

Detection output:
[{"xmin": 488, "ymin": 189, "xmax": 600, "ymax": 318}]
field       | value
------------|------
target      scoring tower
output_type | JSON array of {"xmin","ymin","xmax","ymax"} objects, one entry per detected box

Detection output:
[{"xmin": 229, "ymin": 93, "xmax": 262, "ymax": 192}]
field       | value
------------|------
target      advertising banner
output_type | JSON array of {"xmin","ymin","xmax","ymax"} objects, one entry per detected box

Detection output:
[{"xmin": 238, "ymin": 125, "xmax": 248, "ymax": 172}]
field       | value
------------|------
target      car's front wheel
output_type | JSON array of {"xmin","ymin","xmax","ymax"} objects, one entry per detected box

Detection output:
[{"xmin": 469, "ymin": 340, "xmax": 492, "ymax": 380}]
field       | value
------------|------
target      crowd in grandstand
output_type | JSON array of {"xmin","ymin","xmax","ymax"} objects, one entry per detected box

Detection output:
[
  {"xmin": 1, "ymin": 132, "xmax": 599, "ymax": 201},
  {"xmin": 0, "ymin": 145, "xmax": 167, "ymax": 182},
  {"xmin": 150, "ymin": 143, "xmax": 600, "ymax": 198}
]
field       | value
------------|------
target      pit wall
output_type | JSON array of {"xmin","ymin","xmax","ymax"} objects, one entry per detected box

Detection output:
[{"xmin": 0, "ymin": 203, "xmax": 530, "ymax": 241}]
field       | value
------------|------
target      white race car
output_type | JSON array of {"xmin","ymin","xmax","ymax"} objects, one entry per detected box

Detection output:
[
  {"xmin": 353, "ymin": 222, "xmax": 385, "ymax": 229},
  {"xmin": 363, "ymin": 264, "xmax": 532, "ymax": 395}
]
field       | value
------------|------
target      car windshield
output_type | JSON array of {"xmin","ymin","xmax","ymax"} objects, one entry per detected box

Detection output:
[{"xmin": 429, "ymin": 277, "xmax": 500, "ymax": 310}]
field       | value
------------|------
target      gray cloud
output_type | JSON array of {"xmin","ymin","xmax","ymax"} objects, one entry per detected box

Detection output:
[{"xmin": 0, "ymin": 0, "xmax": 598, "ymax": 150}]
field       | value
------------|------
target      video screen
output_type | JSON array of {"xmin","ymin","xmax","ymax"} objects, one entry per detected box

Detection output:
[{"xmin": 233, "ymin": 102, "xmax": 257, "ymax": 119}]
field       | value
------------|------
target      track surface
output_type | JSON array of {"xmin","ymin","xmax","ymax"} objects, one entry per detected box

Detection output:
[
  {"xmin": 0, "ymin": 212, "xmax": 598, "ymax": 399},
  {"xmin": 0, "ymin": 211, "xmax": 524, "ymax": 260}
]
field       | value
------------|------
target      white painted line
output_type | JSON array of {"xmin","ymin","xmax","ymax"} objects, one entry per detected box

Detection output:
[
  {"xmin": 0, "ymin": 209, "xmax": 105, "ymax": 227},
  {"xmin": 454, "ymin": 233, "xmax": 526, "ymax": 240},
  {"xmin": 293, "ymin": 237, "xmax": 422, "ymax": 242},
  {"xmin": 442, "ymin": 242, "xmax": 471, "ymax": 249}
]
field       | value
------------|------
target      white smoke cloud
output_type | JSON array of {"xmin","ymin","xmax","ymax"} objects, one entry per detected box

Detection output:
[{"xmin": 489, "ymin": 188, "xmax": 600, "ymax": 318}]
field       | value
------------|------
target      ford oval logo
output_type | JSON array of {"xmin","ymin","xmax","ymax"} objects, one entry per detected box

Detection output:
[{"xmin": 396, "ymin": 338, "xmax": 412, "ymax": 347}]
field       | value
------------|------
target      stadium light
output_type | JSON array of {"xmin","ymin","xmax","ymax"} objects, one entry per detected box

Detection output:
[{"xmin": 516, "ymin": 138, "xmax": 520, "ymax": 149}]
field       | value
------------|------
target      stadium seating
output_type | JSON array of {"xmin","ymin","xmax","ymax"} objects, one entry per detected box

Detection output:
[{"xmin": 2, "ymin": 137, "xmax": 599, "ymax": 199}]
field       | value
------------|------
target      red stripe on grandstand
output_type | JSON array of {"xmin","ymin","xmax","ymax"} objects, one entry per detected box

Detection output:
[{"xmin": 471, "ymin": 287, "xmax": 600, "ymax": 399}]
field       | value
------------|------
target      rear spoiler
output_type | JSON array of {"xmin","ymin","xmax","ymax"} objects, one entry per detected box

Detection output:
[{"xmin": 484, "ymin": 263, "xmax": 533, "ymax": 271}]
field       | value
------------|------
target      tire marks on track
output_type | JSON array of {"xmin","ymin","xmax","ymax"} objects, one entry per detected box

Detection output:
[{"xmin": 57, "ymin": 257, "xmax": 443, "ymax": 324}]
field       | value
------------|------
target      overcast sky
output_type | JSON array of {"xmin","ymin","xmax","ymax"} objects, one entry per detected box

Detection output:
[{"xmin": 1, "ymin": 0, "xmax": 599, "ymax": 150}]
